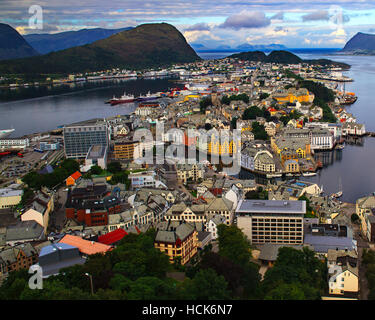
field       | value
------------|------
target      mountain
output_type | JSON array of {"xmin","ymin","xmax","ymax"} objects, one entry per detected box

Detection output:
[
  {"xmin": 228, "ymin": 50, "xmax": 350, "ymax": 69},
  {"xmin": 24, "ymin": 27, "xmax": 133, "ymax": 54},
  {"xmin": 342, "ymin": 32, "xmax": 375, "ymax": 54},
  {"xmin": 0, "ymin": 23, "xmax": 39, "ymax": 60},
  {"xmin": 0, "ymin": 23, "xmax": 200, "ymax": 74}
]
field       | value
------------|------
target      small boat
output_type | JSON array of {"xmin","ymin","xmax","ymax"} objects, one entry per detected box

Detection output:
[
  {"xmin": 335, "ymin": 144, "xmax": 345, "ymax": 150},
  {"xmin": 0, "ymin": 129, "xmax": 15, "ymax": 139},
  {"xmin": 303, "ymin": 172, "xmax": 317, "ymax": 177},
  {"xmin": 331, "ymin": 177, "xmax": 343, "ymax": 198}
]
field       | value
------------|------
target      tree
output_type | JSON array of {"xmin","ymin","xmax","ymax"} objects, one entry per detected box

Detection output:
[
  {"xmin": 265, "ymin": 283, "xmax": 306, "ymax": 300},
  {"xmin": 200, "ymin": 97, "xmax": 212, "ymax": 114},
  {"xmin": 90, "ymin": 165, "xmax": 103, "ymax": 175},
  {"xmin": 182, "ymin": 269, "xmax": 230, "ymax": 300},
  {"xmin": 260, "ymin": 92, "xmax": 270, "ymax": 100},
  {"xmin": 243, "ymin": 106, "xmax": 263, "ymax": 120},
  {"xmin": 107, "ymin": 162, "xmax": 122, "ymax": 174},
  {"xmin": 217, "ymin": 225, "xmax": 252, "ymax": 268},
  {"xmin": 252, "ymin": 121, "xmax": 269, "ymax": 140}
]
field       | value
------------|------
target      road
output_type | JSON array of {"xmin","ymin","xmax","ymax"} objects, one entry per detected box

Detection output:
[{"xmin": 48, "ymin": 187, "xmax": 68, "ymax": 233}]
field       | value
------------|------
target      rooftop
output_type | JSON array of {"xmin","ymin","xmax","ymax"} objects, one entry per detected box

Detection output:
[{"xmin": 236, "ymin": 199, "xmax": 306, "ymax": 215}]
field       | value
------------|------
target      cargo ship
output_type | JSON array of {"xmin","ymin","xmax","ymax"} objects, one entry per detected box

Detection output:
[
  {"xmin": 136, "ymin": 91, "xmax": 159, "ymax": 102},
  {"xmin": 108, "ymin": 93, "xmax": 136, "ymax": 106}
]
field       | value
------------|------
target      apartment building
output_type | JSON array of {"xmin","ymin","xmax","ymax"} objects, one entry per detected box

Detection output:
[
  {"xmin": 236, "ymin": 199, "xmax": 306, "ymax": 245},
  {"xmin": 154, "ymin": 221, "xmax": 198, "ymax": 265}
]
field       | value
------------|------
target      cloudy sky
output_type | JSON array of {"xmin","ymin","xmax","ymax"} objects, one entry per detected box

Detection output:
[{"xmin": 1, "ymin": 0, "xmax": 375, "ymax": 48}]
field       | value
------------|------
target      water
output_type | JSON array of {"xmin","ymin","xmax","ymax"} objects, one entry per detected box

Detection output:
[{"xmin": 0, "ymin": 78, "xmax": 178, "ymax": 137}]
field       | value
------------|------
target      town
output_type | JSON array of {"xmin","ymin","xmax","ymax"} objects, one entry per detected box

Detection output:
[{"xmin": 0, "ymin": 54, "xmax": 374, "ymax": 300}]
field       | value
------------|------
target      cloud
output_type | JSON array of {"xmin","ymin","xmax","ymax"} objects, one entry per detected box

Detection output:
[
  {"xmin": 302, "ymin": 10, "xmax": 330, "ymax": 22},
  {"xmin": 219, "ymin": 11, "xmax": 271, "ymax": 30},
  {"xmin": 184, "ymin": 23, "xmax": 210, "ymax": 32},
  {"xmin": 271, "ymin": 12, "xmax": 284, "ymax": 20}
]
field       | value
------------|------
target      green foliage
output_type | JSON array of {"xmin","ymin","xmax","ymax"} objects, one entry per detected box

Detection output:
[
  {"xmin": 243, "ymin": 106, "xmax": 263, "ymax": 120},
  {"xmin": 200, "ymin": 97, "xmax": 212, "ymax": 114},
  {"xmin": 261, "ymin": 247, "xmax": 326, "ymax": 300},
  {"xmin": 252, "ymin": 121, "xmax": 269, "ymax": 141},
  {"xmin": 217, "ymin": 225, "xmax": 252, "ymax": 268},
  {"xmin": 260, "ymin": 92, "xmax": 270, "ymax": 100},
  {"xmin": 107, "ymin": 162, "xmax": 122, "ymax": 174},
  {"xmin": 22, "ymin": 158, "xmax": 79, "ymax": 190},
  {"xmin": 221, "ymin": 93, "xmax": 249, "ymax": 105},
  {"xmin": 90, "ymin": 165, "xmax": 103, "ymax": 175},
  {"xmin": 362, "ymin": 249, "xmax": 375, "ymax": 299}
]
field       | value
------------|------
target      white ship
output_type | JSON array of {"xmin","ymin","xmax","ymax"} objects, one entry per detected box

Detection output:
[{"xmin": 0, "ymin": 129, "xmax": 15, "ymax": 139}]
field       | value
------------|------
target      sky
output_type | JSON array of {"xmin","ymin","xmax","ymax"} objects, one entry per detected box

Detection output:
[{"xmin": 1, "ymin": 0, "xmax": 375, "ymax": 48}]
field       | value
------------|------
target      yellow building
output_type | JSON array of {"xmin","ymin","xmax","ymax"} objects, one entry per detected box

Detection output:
[
  {"xmin": 0, "ymin": 188, "xmax": 23, "ymax": 209},
  {"xmin": 356, "ymin": 196, "xmax": 375, "ymax": 238},
  {"xmin": 327, "ymin": 249, "xmax": 359, "ymax": 296},
  {"xmin": 207, "ymin": 132, "xmax": 241, "ymax": 156},
  {"xmin": 114, "ymin": 140, "xmax": 141, "ymax": 160},
  {"xmin": 273, "ymin": 88, "xmax": 313, "ymax": 104},
  {"xmin": 154, "ymin": 221, "xmax": 198, "ymax": 265},
  {"xmin": 271, "ymin": 137, "xmax": 311, "ymax": 159}
]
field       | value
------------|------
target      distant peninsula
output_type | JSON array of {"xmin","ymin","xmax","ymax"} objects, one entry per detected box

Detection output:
[
  {"xmin": 228, "ymin": 50, "xmax": 350, "ymax": 69},
  {"xmin": 341, "ymin": 32, "xmax": 375, "ymax": 55}
]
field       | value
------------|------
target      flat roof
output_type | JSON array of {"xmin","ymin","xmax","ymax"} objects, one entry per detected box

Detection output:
[
  {"xmin": 86, "ymin": 145, "xmax": 107, "ymax": 160},
  {"xmin": 236, "ymin": 199, "xmax": 306, "ymax": 215}
]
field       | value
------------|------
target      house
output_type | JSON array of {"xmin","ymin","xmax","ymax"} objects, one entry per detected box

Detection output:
[
  {"xmin": 85, "ymin": 145, "xmax": 108, "ymax": 170},
  {"xmin": 206, "ymin": 214, "xmax": 226, "ymax": 240},
  {"xmin": 5, "ymin": 221, "xmax": 45, "ymax": 246},
  {"xmin": 37, "ymin": 243, "xmax": 86, "ymax": 278},
  {"xmin": 21, "ymin": 191, "xmax": 54, "ymax": 234},
  {"xmin": 327, "ymin": 249, "xmax": 358, "ymax": 297},
  {"xmin": 98, "ymin": 228, "xmax": 128, "ymax": 246},
  {"xmin": 0, "ymin": 243, "xmax": 38, "ymax": 278},
  {"xmin": 356, "ymin": 195, "xmax": 375, "ymax": 240},
  {"xmin": 176, "ymin": 164, "xmax": 204, "ymax": 184},
  {"xmin": 66, "ymin": 171, "xmax": 82, "ymax": 186},
  {"xmin": 154, "ymin": 221, "xmax": 198, "ymax": 265},
  {"xmin": 59, "ymin": 235, "xmax": 112, "ymax": 256}
]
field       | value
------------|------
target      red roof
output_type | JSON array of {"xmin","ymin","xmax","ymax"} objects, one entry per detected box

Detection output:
[
  {"xmin": 70, "ymin": 171, "xmax": 82, "ymax": 180},
  {"xmin": 98, "ymin": 228, "xmax": 128, "ymax": 245}
]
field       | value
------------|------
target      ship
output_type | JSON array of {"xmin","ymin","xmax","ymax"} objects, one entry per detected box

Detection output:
[
  {"xmin": 0, "ymin": 129, "xmax": 15, "ymax": 139},
  {"xmin": 136, "ymin": 92, "xmax": 159, "ymax": 102},
  {"xmin": 109, "ymin": 93, "xmax": 136, "ymax": 106}
]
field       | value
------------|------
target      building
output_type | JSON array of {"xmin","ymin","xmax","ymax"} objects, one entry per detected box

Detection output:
[
  {"xmin": 0, "ymin": 243, "xmax": 38, "ymax": 277},
  {"xmin": 0, "ymin": 138, "xmax": 30, "ymax": 151},
  {"xmin": 98, "ymin": 228, "xmax": 128, "ymax": 246},
  {"xmin": 59, "ymin": 235, "xmax": 112, "ymax": 256},
  {"xmin": 236, "ymin": 200, "xmax": 306, "ymax": 245},
  {"xmin": 21, "ymin": 191, "xmax": 54, "ymax": 234},
  {"xmin": 0, "ymin": 188, "xmax": 23, "ymax": 209},
  {"xmin": 37, "ymin": 243, "xmax": 86, "ymax": 278},
  {"xmin": 154, "ymin": 221, "xmax": 198, "ymax": 265},
  {"xmin": 66, "ymin": 171, "xmax": 82, "ymax": 187},
  {"xmin": 176, "ymin": 164, "xmax": 204, "ymax": 184},
  {"xmin": 63, "ymin": 120, "xmax": 109, "ymax": 159},
  {"xmin": 342, "ymin": 123, "xmax": 366, "ymax": 136},
  {"xmin": 5, "ymin": 221, "xmax": 45, "ymax": 246},
  {"xmin": 356, "ymin": 195, "xmax": 375, "ymax": 240},
  {"xmin": 327, "ymin": 249, "xmax": 358, "ymax": 297},
  {"xmin": 273, "ymin": 88, "xmax": 314, "ymax": 104},
  {"xmin": 128, "ymin": 171, "xmax": 166, "ymax": 189},
  {"xmin": 39, "ymin": 141, "xmax": 61, "ymax": 151},
  {"xmin": 85, "ymin": 145, "xmax": 108, "ymax": 170},
  {"xmin": 113, "ymin": 139, "xmax": 142, "ymax": 160},
  {"xmin": 206, "ymin": 214, "xmax": 226, "ymax": 240},
  {"xmin": 281, "ymin": 128, "xmax": 334, "ymax": 151}
]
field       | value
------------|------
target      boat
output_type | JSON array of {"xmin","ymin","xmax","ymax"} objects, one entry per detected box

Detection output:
[
  {"xmin": 109, "ymin": 93, "xmax": 136, "ymax": 106},
  {"xmin": 303, "ymin": 172, "xmax": 317, "ymax": 177},
  {"xmin": 136, "ymin": 91, "xmax": 159, "ymax": 102},
  {"xmin": 335, "ymin": 144, "xmax": 345, "ymax": 150},
  {"xmin": 0, "ymin": 129, "xmax": 15, "ymax": 139},
  {"xmin": 331, "ymin": 177, "xmax": 343, "ymax": 198}
]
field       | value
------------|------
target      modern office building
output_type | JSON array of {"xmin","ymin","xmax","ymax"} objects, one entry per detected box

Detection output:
[
  {"xmin": 236, "ymin": 199, "xmax": 306, "ymax": 245},
  {"xmin": 63, "ymin": 119, "xmax": 109, "ymax": 159},
  {"xmin": 85, "ymin": 145, "xmax": 108, "ymax": 169}
]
